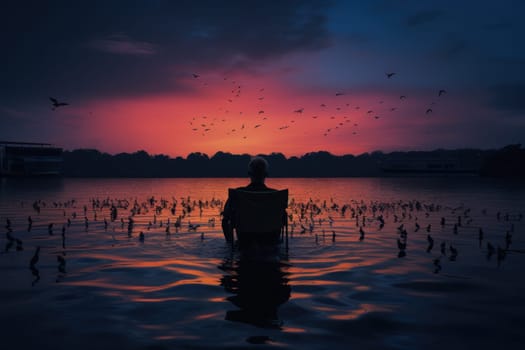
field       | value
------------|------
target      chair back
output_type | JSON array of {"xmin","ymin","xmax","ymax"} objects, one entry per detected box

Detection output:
[{"xmin": 228, "ymin": 188, "xmax": 288, "ymax": 235}]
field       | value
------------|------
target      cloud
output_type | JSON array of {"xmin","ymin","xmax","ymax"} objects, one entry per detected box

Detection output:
[
  {"xmin": 0, "ymin": 0, "xmax": 334, "ymax": 100},
  {"xmin": 89, "ymin": 34, "xmax": 157, "ymax": 56}
]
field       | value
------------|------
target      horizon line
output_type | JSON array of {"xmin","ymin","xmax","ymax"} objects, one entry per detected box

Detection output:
[{"xmin": 62, "ymin": 144, "xmax": 521, "ymax": 159}]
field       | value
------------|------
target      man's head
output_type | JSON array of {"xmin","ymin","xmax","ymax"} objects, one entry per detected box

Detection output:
[{"xmin": 248, "ymin": 156, "xmax": 269, "ymax": 183}]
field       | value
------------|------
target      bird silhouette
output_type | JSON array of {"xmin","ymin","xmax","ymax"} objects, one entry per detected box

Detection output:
[
  {"xmin": 397, "ymin": 238, "xmax": 406, "ymax": 250},
  {"xmin": 49, "ymin": 97, "xmax": 69, "ymax": 110},
  {"xmin": 426, "ymin": 108, "xmax": 433, "ymax": 114},
  {"xmin": 30, "ymin": 246, "xmax": 40, "ymax": 268},
  {"xmin": 449, "ymin": 245, "xmax": 458, "ymax": 261},
  {"xmin": 57, "ymin": 255, "xmax": 66, "ymax": 273},
  {"xmin": 426, "ymin": 234, "xmax": 434, "ymax": 253},
  {"xmin": 433, "ymin": 258, "xmax": 442, "ymax": 273},
  {"xmin": 192, "ymin": 73, "xmax": 200, "ymax": 78},
  {"xmin": 487, "ymin": 242, "xmax": 495, "ymax": 260},
  {"xmin": 438, "ymin": 89, "xmax": 447, "ymax": 96},
  {"xmin": 440, "ymin": 241, "xmax": 446, "ymax": 255},
  {"xmin": 386, "ymin": 72, "xmax": 396, "ymax": 78}
]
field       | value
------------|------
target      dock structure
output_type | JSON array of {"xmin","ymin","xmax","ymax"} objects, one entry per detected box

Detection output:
[{"xmin": 0, "ymin": 141, "xmax": 63, "ymax": 176}]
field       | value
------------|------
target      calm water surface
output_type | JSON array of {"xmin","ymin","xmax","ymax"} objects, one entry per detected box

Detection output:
[{"xmin": 1, "ymin": 177, "xmax": 524, "ymax": 349}]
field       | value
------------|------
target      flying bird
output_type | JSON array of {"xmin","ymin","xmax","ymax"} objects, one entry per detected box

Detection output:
[
  {"xmin": 335, "ymin": 92, "xmax": 344, "ymax": 96},
  {"xmin": 438, "ymin": 89, "xmax": 447, "ymax": 96},
  {"xmin": 49, "ymin": 97, "xmax": 68, "ymax": 110},
  {"xmin": 426, "ymin": 108, "xmax": 433, "ymax": 114},
  {"xmin": 294, "ymin": 108, "xmax": 304, "ymax": 113},
  {"xmin": 400, "ymin": 95, "xmax": 407, "ymax": 100},
  {"xmin": 192, "ymin": 73, "xmax": 200, "ymax": 78},
  {"xmin": 386, "ymin": 72, "xmax": 396, "ymax": 78},
  {"xmin": 254, "ymin": 124, "xmax": 261, "ymax": 128}
]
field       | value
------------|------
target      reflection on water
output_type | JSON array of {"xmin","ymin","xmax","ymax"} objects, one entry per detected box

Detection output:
[
  {"xmin": 219, "ymin": 251, "xmax": 291, "ymax": 329},
  {"xmin": 0, "ymin": 176, "xmax": 65, "ymax": 196},
  {"xmin": 0, "ymin": 177, "xmax": 524, "ymax": 349}
]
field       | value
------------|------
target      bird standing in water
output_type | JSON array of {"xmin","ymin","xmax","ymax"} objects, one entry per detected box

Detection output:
[{"xmin": 30, "ymin": 246, "xmax": 40, "ymax": 268}]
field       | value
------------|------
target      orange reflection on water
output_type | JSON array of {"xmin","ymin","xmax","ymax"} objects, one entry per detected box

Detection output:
[
  {"xmin": 207, "ymin": 296, "xmax": 227, "ymax": 303},
  {"xmin": 354, "ymin": 285, "xmax": 371, "ymax": 291},
  {"xmin": 193, "ymin": 312, "xmax": 223, "ymax": 321},
  {"xmin": 328, "ymin": 303, "xmax": 393, "ymax": 321},
  {"xmin": 281, "ymin": 326, "xmax": 308, "ymax": 333},
  {"xmin": 373, "ymin": 263, "xmax": 429, "ymax": 275},
  {"xmin": 65, "ymin": 275, "xmax": 218, "ymax": 295},
  {"xmin": 290, "ymin": 292, "xmax": 313, "ymax": 300},
  {"xmin": 130, "ymin": 296, "xmax": 185, "ymax": 303},
  {"xmin": 154, "ymin": 334, "xmax": 200, "ymax": 341}
]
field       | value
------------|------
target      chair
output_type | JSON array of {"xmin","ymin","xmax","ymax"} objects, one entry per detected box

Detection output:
[{"xmin": 228, "ymin": 188, "xmax": 289, "ymax": 249}]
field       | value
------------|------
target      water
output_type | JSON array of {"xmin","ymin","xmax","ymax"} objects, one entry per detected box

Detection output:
[{"xmin": 1, "ymin": 177, "xmax": 524, "ymax": 349}]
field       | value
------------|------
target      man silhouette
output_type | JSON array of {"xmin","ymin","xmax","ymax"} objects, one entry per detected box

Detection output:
[{"xmin": 221, "ymin": 157, "xmax": 276, "ymax": 242}]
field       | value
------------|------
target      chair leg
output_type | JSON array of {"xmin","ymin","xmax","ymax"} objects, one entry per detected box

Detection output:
[{"xmin": 285, "ymin": 224, "xmax": 289, "ymax": 250}]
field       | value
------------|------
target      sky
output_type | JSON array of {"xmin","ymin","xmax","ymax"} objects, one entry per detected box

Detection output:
[{"xmin": 1, "ymin": 0, "xmax": 524, "ymax": 157}]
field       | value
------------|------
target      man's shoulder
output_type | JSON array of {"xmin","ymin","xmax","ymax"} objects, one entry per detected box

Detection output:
[{"xmin": 236, "ymin": 184, "xmax": 277, "ymax": 192}]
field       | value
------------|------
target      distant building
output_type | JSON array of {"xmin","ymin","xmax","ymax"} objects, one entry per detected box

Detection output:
[{"xmin": 0, "ymin": 141, "xmax": 63, "ymax": 176}]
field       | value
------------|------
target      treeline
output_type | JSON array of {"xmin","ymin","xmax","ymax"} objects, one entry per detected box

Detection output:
[
  {"xmin": 61, "ymin": 145, "xmax": 525, "ymax": 178},
  {"xmin": 479, "ymin": 144, "xmax": 525, "ymax": 177}
]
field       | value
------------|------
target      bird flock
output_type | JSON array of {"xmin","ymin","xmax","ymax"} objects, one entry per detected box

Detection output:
[
  {"xmin": 2, "ymin": 192, "xmax": 521, "ymax": 286},
  {"xmin": 48, "ymin": 71, "xmax": 448, "ymax": 143},
  {"xmin": 185, "ymin": 71, "xmax": 448, "ymax": 140}
]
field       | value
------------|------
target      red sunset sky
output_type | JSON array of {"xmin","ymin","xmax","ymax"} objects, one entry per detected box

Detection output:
[{"xmin": 1, "ymin": 1, "xmax": 524, "ymax": 157}]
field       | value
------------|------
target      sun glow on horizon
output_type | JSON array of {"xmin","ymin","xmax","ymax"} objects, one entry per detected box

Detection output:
[{"xmin": 52, "ymin": 68, "xmax": 482, "ymax": 158}]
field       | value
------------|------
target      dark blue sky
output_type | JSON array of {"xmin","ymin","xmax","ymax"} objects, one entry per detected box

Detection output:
[{"xmin": 1, "ymin": 0, "xmax": 524, "ymax": 156}]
